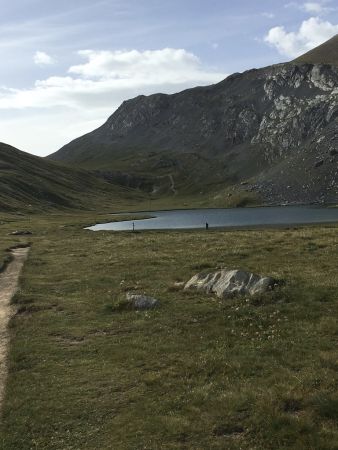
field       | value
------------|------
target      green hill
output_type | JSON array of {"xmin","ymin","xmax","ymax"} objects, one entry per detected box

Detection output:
[
  {"xmin": 293, "ymin": 34, "xmax": 338, "ymax": 66},
  {"xmin": 0, "ymin": 143, "xmax": 140, "ymax": 212}
]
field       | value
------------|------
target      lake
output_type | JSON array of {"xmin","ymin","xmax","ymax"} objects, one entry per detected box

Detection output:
[{"xmin": 87, "ymin": 206, "xmax": 338, "ymax": 231}]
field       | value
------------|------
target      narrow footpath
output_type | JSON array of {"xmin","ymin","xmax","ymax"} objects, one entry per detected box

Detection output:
[{"xmin": 0, "ymin": 247, "xmax": 29, "ymax": 413}]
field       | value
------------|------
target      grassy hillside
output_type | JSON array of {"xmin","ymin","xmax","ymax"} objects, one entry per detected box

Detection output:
[
  {"xmin": 0, "ymin": 213, "xmax": 337, "ymax": 449},
  {"xmin": 0, "ymin": 143, "xmax": 143, "ymax": 212},
  {"xmin": 294, "ymin": 34, "xmax": 338, "ymax": 66}
]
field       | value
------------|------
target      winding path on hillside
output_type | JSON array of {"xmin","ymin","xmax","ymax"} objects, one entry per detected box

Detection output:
[
  {"xmin": 168, "ymin": 174, "xmax": 177, "ymax": 195},
  {"xmin": 0, "ymin": 247, "xmax": 29, "ymax": 413}
]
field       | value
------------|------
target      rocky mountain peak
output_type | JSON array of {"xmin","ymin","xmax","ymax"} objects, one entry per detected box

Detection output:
[{"xmin": 49, "ymin": 36, "xmax": 338, "ymax": 205}]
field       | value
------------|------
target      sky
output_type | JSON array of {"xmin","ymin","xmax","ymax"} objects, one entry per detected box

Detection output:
[{"xmin": 0, "ymin": 0, "xmax": 338, "ymax": 156}]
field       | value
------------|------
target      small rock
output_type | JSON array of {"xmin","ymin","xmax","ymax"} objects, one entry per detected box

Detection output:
[
  {"xmin": 9, "ymin": 231, "xmax": 33, "ymax": 236},
  {"xmin": 126, "ymin": 292, "xmax": 159, "ymax": 310},
  {"xmin": 173, "ymin": 281, "xmax": 185, "ymax": 288},
  {"xmin": 184, "ymin": 269, "xmax": 279, "ymax": 299},
  {"xmin": 314, "ymin": 160, "xmax": 324, "ymax": 168}
]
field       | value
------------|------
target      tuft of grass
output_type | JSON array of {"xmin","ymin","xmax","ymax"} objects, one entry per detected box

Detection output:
[
  {"xmin": 312, "ymin": 393, "xmax": 338, "ymax": 420},
  {"xmin": 0, "ymin": 253, "xmax": 12, "ymax": 273},
  {"xmin": 190, "ymin": 262, "xmax": 214, "ymax": 271}
]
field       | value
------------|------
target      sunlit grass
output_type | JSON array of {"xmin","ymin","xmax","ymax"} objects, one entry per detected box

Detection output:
[{"xmin": 0, "ymin": 212, "xmax": 337, "ymax": 449}]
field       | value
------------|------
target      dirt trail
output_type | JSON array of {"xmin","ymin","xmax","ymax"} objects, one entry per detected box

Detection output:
[
  {"xmin": 0, "ymin": 247, "xmax": 29, "ymax": 413},
  {"xmin": 168, "ymin": 174, "xmax": 177, "ymax": 195}
]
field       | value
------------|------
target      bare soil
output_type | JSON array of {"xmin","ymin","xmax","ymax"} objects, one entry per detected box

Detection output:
[{"xmin": 0, "ymin": 247, "xmax": 29, "ymax": 413}]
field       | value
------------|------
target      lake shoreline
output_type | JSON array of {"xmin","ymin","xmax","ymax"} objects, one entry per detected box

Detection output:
[
  {"xmin": 88, "ymin": 206, "xmax": 338, "ymax": 232},
  {"xmin": 108, "ymin": 202, "xmax": 338, "ymax": 216}
]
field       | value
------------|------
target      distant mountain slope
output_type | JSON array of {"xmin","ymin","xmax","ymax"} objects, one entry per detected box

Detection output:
[
  {"xmin": 49, "ymin": 36, "xmax": 338, "ymax": 204},
  {"xmin": 0, "ymin": 143, "xmax": 136, "ymax": 212},
  {"xmin": 293, "ymin": 34, "xmax": 338, "ymax": 66}
]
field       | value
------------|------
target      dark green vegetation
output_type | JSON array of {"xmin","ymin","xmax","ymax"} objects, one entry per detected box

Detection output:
[
  {"xmin": 0, "ymin": 212, "xmax": 337, "ymax": 449},
  {"xmin": 0, "ymin": 143, "xmax": 143, "ymax": 212},
  {"xmin": 294, "ymin": 34, "xmax": 338, "ymax": 66},
  {"xmin": 0, "ymin": 142, "xmax": 257, "ymax": 213},
  {"xmin": 49, "ymin": 36, "xmax": 338, "ymax": 205}
]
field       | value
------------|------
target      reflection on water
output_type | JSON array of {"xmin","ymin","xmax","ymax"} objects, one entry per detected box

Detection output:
[{"xmin": 87, "ymin": 206, "xmax": 338, "ymax": 231}]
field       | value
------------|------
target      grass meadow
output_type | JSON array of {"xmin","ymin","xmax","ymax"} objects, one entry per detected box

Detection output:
[{"xmin": 0, "ymin": 212, "xmax": 337, "ymax": 449}]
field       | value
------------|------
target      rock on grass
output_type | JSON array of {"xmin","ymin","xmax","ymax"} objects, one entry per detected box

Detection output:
[
  {"xmin": 185, "ymin": 269, "xmax": 279, "ymax": 299},
  {"xmin": 126, "ymin": 293, "xmax": 159, "ymax": 310}
]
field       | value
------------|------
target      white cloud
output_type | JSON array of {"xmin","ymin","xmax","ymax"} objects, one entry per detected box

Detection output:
[
  {"xmin": 264, "ymin": 17, "xmax": 338, "ymax": 57},
  {"xmin": 285, "ymin": 1, "xmax": 336, "ymax": 15},
  {"xmin": 68, "ymin": 48, "xmax": 216, "ymax": 82},
  {"xmin": 0, "ymin": 48, "xmax": 226, "ymax": 110},
  {"xmin": 303, "ymin": 2, "xmax": 326, "ymax": 14},
  {"xmin": 0, "ymin": 48, "xmax": 227, "ymax": 155},
  {"xmin": 34, "ymin": 51, "xmax": 56, "ymax": 66}
]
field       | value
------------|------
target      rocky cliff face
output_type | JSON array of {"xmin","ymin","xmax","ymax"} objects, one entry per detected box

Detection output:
[
  {"xmin": 252, "ymin": 65, "xmax": 338, "ymax": 152},
  {"xmin": 50, "ymin": 61, "xmax": 338, "ymax": 204}
]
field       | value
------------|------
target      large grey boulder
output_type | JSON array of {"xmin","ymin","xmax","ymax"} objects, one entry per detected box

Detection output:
[
  {"xmin": 126, "ymin": 292, "xmax": 159, "ymax": 310},
  {"xmin": 184, "ymin": 269, "xmax": 278, "ymax": 298}
]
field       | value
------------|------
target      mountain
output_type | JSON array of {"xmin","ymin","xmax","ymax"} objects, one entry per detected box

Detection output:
[
  {"xmin": 0, "ymin": 143, "xmax": 137, "ymax": 212},
  {"xmin": 49, "ymin": 36, "xmax": 338, "ymax": 205},
  {"xmin": 293, "ymin": 34, "xmax": 338, "ymax": 67}
]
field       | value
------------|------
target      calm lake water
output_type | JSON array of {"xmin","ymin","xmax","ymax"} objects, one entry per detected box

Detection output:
[{"xmin": 87, "ymin": 206, "xmax": 338, "ymax": 231}]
